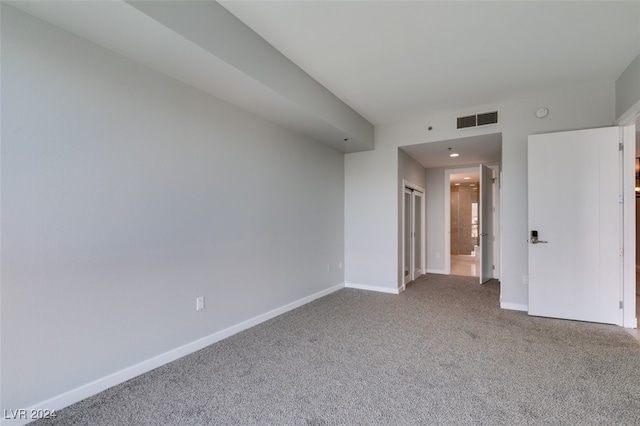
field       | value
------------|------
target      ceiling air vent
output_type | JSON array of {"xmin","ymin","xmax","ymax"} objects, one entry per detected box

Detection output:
[
  {"xmin": 457, "ymin": 114, "xmax": 476, "ymax": 129},
  {"xmin": 456, "ymin": 110, "xmax": 499, "ymax": 129}
]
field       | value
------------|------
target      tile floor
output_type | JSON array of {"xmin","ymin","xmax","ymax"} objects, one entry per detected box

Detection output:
[{"xmin": 450, "ymin": 254, "xmax": 479, "ymax": 277}]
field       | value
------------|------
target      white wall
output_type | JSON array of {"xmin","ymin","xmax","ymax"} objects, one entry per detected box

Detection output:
[
  {"xmin": 397, "ymin": 149, "xmax": 426, "ymax": 287},
  {"xmin": 1, "ymin": 6, "xmax": 344, "ymax": 411},
  {"xmin": 424, "ymin": 168, "xmax": 446, "ymax": 273},
  {"xmin": 128, "ymin": 1, "xmax": 375, "ymax": 151},
  {"xmin": 616, "ymin": 53, "xmax": 640, "ymax": 122},
  {"xmin": 345, "ymin": 82, "xmax": 616, "ymax": 308}
]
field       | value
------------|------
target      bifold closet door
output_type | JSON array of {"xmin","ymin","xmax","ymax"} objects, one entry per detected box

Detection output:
[
  {"xmin": 404, "ymin": 188, "xmax": 412, "ymax": 284},
  {"xmin": 403, "ymin": 188, "xmax": 424, "ymax": 284}
]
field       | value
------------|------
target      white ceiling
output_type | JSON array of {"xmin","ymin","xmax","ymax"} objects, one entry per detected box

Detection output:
[
  {"xmin": 9, "ymin": 1, "xmax": 639, "ymax": 160},
  {"xmin": 8, "ymin": 0, "xmax": 375, "ymax": 153},
  {"xmin": 221, "ymin": 0, "xmax": 640, "ymax": 126},
  {"xmin": 400, "ymin": 132, "xmax": 501, "ymax": 169}
]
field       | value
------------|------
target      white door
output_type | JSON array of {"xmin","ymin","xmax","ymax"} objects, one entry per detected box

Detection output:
[
  {"xmin": 403, "ymin": 188, "xmax": 412, "ymax": 284},
  {"xmin": 479, "ymin": 164, "xmax": 494, "ymax": 284},
  {"xmin": 413, "ymin": 190, "xmax": 424, "ymax": 278},
  {"xmin": 528, "ymin": 127, "xmax": 622, "ymax": 325},
  {"xmin": 403, "ymin": 187, "xmax": 424, "ymax": 284}
]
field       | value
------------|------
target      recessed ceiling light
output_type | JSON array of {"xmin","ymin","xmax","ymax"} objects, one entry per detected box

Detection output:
[
  {"xmin": 455, "ymin": 183, "xmax": 460, "ymax": 186},
  {"xmin": 449, "ymin": 152, "xmax": 459, "ymax": 158},
  {"xmin": 464, "ymin": 176, "xmax": 471, "ymax": 180}
]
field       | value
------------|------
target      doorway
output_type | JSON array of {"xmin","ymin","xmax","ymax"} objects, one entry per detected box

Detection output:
[
  {"xmin": 398, "ymin": 132, "xmax": 502, "ymax": 289},
  {"xmin": 444, "ymin": 164, "xmax": 499, "ymax": 283},
  {"xmin": 449, "ymin": 171, "xmax": 480, "ymax": 277}
]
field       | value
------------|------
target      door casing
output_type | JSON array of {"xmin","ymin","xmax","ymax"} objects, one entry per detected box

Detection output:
[
  {"xmin": 444, "ymin": 165, "xmax": 501, "ymax": 280},
  {"xmin": 402, "ymin": 180, "xmax": 425, "ymax": 288}
]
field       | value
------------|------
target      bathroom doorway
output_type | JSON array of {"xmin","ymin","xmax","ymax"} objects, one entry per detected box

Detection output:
[
  {"xmin": 444, "ymin": 164, "xmax": 499, "ymax": 282},
  {"xmin": 449, "ymin": 170, "xmax": 480, "ymax": 277}
]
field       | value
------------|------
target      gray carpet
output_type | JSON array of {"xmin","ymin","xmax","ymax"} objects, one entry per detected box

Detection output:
[{"xmin": 35, "ymin": 274, "xmax": 640, "ymax": 425}]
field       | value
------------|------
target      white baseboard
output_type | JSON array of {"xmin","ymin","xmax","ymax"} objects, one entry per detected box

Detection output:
[
  {"xmin": 500, "ymin": 302, "xmax": 528, "ymax": 312},
  {"xmin": 426, "ymin": 268, "xmax": 447, "ymax": 275},
  {"xmin": 1, "ymin": 283, "xmax": 345, "ymax": 426},
  {"xmin": 344, "ymin": 282, "xmax": 400, "ymax": 294}
]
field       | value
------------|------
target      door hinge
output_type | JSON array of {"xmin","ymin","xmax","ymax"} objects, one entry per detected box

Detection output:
[
  {"xmin": 619, "ymin": 249, "xmax": 624, "ymax": 257},
  {"xmin": 619, "ymin": 195, "xmax": 623, "ymax": 204},
  {"xmin": 619, "ymin": 301, "xmax": 624, "ymax": 309},
  {"xmin": 619, "ymin": 142, "xmax": 623, "ymax": 151},
  {"xmin": 492, "ymin": 265, "xmax": 495, "ymax": 270}
]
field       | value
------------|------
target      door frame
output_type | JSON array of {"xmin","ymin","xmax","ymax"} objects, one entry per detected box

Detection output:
[
  {"xmin": 479, "ymin": 164, "xmax": 495, "ymax": 284},
  {"xmin": 444, "ymin": 165, "xmax": 501, "ymax": 279},
  {"xmin": 402, "ymin": 180, "xmax": 425, "ymax": 289},
  {"xmin": 615, "ymin": 105, "xmax": 638, "ymax": 329},
  {"xmin": 617, "ymin": 120, "xmax": 637, "ymax": 328}
]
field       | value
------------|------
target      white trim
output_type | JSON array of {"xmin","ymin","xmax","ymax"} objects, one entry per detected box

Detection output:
[
  {"xmin": 622, "ymin": 124, "xmax": 636, "ymax": 328},
  {"xmin": 402, "ymin": 186, "xmax": 412, "ymax": 285},
  {"xmin": 402, "ymin": 179, "xmax": 425, "ymax": 193},
  {"xmin": 413, "ymin": 190, "xmax": 425, "ymax": 280},
  {"xmin": 500, "ymin": 302, "xmax": 528, "ymax": 312},
  {"xmin": 401, "ymin": 180, "xmax": 425, "ymax": 286},
  {"xmin": 445, "ymin": 166, "xmax": 480, "ymax": 275},
  {"xmin": 0, "ymin": 283, "xmax": 345, "ymax": 426},
  {"xmin": 445, "ymin": 164, "xmax": 502, "ymax": 284},
  {"xmin": 426, "ymin": 268, "xmax": 447, "ymax": 275},
  {"xmin": 345, "ymin": 282, "xmax": 400, "ymax": 294}
]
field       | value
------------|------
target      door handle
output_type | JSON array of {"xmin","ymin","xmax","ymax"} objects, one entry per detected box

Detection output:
[
  {"xmin": 530, "ymin": 238, "xmax": 548, "ymax": 244},
  {"xmin": 530, "ymin": 230, "xmax": 548, "ymax": 244}
]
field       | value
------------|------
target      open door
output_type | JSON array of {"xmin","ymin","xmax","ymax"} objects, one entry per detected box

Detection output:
[
  {"xmin": 528, "ymin": 127, "xmax": 622, "ymax": 325},
  {"xmin": 479, "ymin": 164, "xmax": 494, "ymax": 284}
]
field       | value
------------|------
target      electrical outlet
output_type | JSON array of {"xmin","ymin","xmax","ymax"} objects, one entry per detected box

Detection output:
[
  {"xmin": 339, "ymin": 261, "xmax": 343, "ymax": 270},
  {"xmin": 522, "ymin": 275, "xmax": 529, "ymax": 285},
  {"xmin": 196, "ymin": 296, "xmax": 205, "ymax": 311}
]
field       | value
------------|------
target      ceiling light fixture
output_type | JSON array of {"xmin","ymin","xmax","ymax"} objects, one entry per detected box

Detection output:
[
  {"xmin": 464, "ymin": 176, "xmax": 471, "ymax": 180},
  {"xmin": 448, "ymin": 147, "xmax": 459, "ymax": 158}
]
